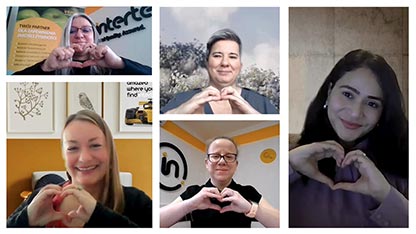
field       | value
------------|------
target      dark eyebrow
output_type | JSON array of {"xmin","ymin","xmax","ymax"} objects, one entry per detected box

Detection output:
[{"xmin": 339, "ymin": 85, "xmax": 383, "ymax": 101}]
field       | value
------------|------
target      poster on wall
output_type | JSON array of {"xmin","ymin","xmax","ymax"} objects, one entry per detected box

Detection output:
[
  {"xmin": 86, "ymin": 6, "xmax": 152, "ymax": 67},
  {"xmin": 7, "ymin": 82, "xmax": 54, "ymax": 133},
  {"xmin": 67, "ymin": 82, "xmax": 102, "ymax": 116},
  {"xmin": 119, "ymin": 82, "xmax": 152, "ymax": 132},
  {"xmin": 7, "ymin": 7, "xmax": 84, "ymax": 74}
]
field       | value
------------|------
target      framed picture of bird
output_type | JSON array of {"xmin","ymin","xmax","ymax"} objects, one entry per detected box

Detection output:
[
  {"xmin": 66, "ymin": 82, "xmax": 103, "ymax": 117},
  {"xmin": 7, "ymin": 82, "xmax": 55, "ymax": 133}
]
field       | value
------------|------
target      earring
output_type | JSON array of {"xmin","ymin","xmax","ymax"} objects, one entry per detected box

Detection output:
[{"xmin": 323, "ymin": 101, "xmax": 328, "ymax": 109}]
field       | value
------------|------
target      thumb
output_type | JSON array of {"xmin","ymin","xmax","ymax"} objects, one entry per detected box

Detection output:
[
  {"xmin": 50, "ymin": 211, "xmax": 66, "ymax": 222},
  {"xmin": 313, "ymin": 173, "xmax": 335, "ymax": 188},
  {"xmin": 219, "ymin": 205, "xmax": 232, "ymax": 213},
  {"xmin": 68, "ymin": 61, "xmax": 84, "ymax": 68},
  {"xmin": 332, "ymin": 182, "xmax": 356, "ymax": 192},
  {"xmin": 81, "ymin": 60, "xmax": 97, "ymax": 68}
]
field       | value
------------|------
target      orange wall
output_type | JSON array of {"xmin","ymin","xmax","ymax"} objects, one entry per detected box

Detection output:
[{"xmin": 7, "ymin": 139, "xmax": 152, "ymax": 217}]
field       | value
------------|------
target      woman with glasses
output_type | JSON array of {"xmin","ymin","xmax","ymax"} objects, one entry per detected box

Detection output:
[
  {"xmin": 160, "ymin": 136, "xmax": 279, "ymax": 228},
  {"xmin": 13, "ymin": 13, "xmax": 151, "ymax": 75}
]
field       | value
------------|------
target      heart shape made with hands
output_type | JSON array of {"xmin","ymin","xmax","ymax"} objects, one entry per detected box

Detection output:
[
  {"xmin": 315, "ymin": 150, "xmax": 368, "ymax": 189},
  {"xmin": 46, "ymin": 184, "xmax": 85, "ymax": 227},
  {"xmin": 210, "ymin": 196, "xmax": 231, "ymax": 208},
  {"xmin": 69, "ymin": 44, "xmax": 101, "ymax": 68}
]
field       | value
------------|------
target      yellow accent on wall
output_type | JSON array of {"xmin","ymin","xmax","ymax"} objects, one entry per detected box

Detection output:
[
  {"xmin": 162, "ymin": 121, "xmax": 205, "ymax": 152},
  {"xmin": 6, "ymin": 139, "xmax": 152, "ymax": 217},
  {"xmin": 163, "ymin": 122, "xmax": 280, "ymax": 152},
  {"xmin": 85, "ymin": 7, "xmax": 103, "ymax": 15},
  {"xmin": 234, "ymin": 124, "xmax": 279, "ymax": 145}
]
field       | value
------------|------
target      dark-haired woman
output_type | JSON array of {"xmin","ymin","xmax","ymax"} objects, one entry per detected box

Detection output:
[{"xmin": 289, "ymin": 49, "xmax": 408, "ymax": 227}]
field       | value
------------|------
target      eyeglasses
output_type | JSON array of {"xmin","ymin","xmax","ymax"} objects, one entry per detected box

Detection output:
[
  {"xmin": 70, "ymin": 26, "xmax": 93, "ymax": 35},
  {"xmin": 207, "ymin": 153, "xmax": 237, "ymax": 163}
]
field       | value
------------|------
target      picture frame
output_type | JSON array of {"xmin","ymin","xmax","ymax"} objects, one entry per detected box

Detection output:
[
  {"xmin": 119, "ymin": 82, "xmax": 152, "ymax": 132},
  {"xmin": 7, "ymin": 82, "xmax": 54, "ymax": 133},
  {"xmin": 67, "ymin": 82, "xmax": 102, "ymax": 116}
]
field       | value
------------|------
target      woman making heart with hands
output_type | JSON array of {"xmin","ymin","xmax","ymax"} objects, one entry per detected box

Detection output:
[
  {"xmin": 161, "ymin": 29, "xmax": 277, "ymax": 114},
  {"xmin": 160, "ymin": 136, "xmax": 279, "ymax": 227},
  {"xmin": 8, "ymin": 110, "xmax": 152, "ymax": 227},
  {"xmin": 289, "ymin": 49, "xmax": 408, "ymax": 227},
  {"xmin": 13, "ymin": 13, "xmax": 151, "ymax": 75}
]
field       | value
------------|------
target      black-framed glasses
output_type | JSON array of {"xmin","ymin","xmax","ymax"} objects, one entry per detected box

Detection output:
[
  {"xmin": 70, "ymin": 26, "xmax": 93, "ymax": 35},
  {"xmin": 207, "ymin": 153, "xmax": 237, "ymax": 163}
]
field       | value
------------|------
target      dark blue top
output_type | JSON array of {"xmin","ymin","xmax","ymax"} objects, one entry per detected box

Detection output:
[{"xmin": 161, "ymin": 88, "xmax": 278, "ymax": 114}]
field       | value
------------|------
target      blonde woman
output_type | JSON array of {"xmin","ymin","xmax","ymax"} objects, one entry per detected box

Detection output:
[{"xmin": 7, "ymin": 110, "xmax": 152, "ymax": 227}]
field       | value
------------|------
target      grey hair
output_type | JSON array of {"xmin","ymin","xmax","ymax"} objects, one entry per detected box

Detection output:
[
  {"xmin": 206, "ymin": 28, "xmax": 242, "ymax": 61},
  {"xmin": 57, "ymin": 13, "xmax": 107, "ymax": 75}
]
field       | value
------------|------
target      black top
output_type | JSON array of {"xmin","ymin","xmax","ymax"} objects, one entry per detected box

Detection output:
[
  {"xmin": 179, "ymin": 179, "xmax": 262, "ymax": 228},
  {"xmin": 7, "ymin": 185, "xmax": 152, "ymax": 228},
  {"xmin": 161, "ymin": 87, "xmax": 278, "ymax": 114},
  {"xmin": 12, "ymin": 57, "xmax": 151, "ymax": 75}
]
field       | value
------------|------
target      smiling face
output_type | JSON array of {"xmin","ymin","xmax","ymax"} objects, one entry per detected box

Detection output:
[
  {"xmin": 207, "ymin": 40, "xmax": 242, "ymax": 89},
  {"xmin": 62, "ymin": 120, "xmax": 109, "ymax": 188},
  {"xmin": 327, "ymin": 67, "xmax": 383, "ymax": 144},
  {"xmin": 205, "ymin": 138, "xmax": 238, "ymax": 186},
  {"xmin": 70, "ymin": 16, "xmax": 94, "ymax": 57}
]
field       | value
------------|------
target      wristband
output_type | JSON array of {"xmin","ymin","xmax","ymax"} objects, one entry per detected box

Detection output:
[{"xmin": 245, "ymin": 201, "xmax": 258, "ymax": 218}]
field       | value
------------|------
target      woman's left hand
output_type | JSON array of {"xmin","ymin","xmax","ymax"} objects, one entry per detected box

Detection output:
[
  {"xmin": 333, "ymin": 150, "xmax": 391, "ymax": 203},
  {"xmin": 220, "ymin": 87, "xmax": 260, "ymax": 114},
  {"xmin": 81, "ymin": 43, "xmax": 125, "ymax": 69},
  {"xmin": 60, "ymin": 184, "xmax": 97, "ymax": 225},
  {"xmin": 217, "ymin": 188, "xmax": 252, "ymax": 214}
]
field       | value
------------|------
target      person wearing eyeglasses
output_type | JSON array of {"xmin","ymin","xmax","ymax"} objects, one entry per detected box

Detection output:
[
  {"xmin": 13, "ymin": 13, "xmax": 151, "ymax": 75},
  {"xmin": 160, "ymin": 136, "xmax": 279, "ymax": 228}
]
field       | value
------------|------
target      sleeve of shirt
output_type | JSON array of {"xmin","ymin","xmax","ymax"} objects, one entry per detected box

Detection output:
[
  {"xmin": 112, "ymin": 57, "xmax": 152, "ymax": 75},
  {"xmin": 7, "ymin": 190, "xmax": 40, "ymax": 227},
  {"xmin": 242, "ymin": 88, "xmax": 278, "ymax": 114},
  {"xmin": 12, "ymin": 60, "xmax": 54, "ymax": 75},
  {"xmin": 289, "ymin": 164, "xmax": 302, "ymax": 184},
  {"xmin": 85, "ymin": 188, "xmax": 152, "ymax": 228},
  {"xmin": 160, "ymin": 90, "xmax": 199, "ymax": 114},
  {"xmin": 369, "ymin": 186, "xmax": 408, "ymax": 227}
]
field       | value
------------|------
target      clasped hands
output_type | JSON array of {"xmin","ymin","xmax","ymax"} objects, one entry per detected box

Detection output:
[
  {"xmin": 190, "ymin": 187, "xmax": 252, "ymax": 214},
  {"xmin": 170, "ymin": 86, "xmax": 259, "ymax": 114},
  {"xmin": 289, "ymin": 140, "xmax": 391, "ymax": 202},
  {"xmin": 27, "ymin": 184, "xmax": 96, "ymax": 227},
  {"xmin": 41, "ymin": 43, "xmax": 124, "ymax": 72}
]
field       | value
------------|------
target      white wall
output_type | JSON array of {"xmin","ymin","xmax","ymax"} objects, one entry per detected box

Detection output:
[
  {"xmin": 234, "ymin": 137, "xmax": 280, "ymax": 209},
  {"xmin": 160, "ymin": 129, "xmax": 208, "ymax": 206},
  {"xmin": 160, "ymin": 129, "xmax": 280, "ymax": 210},
  {"xmin": 89, "ymin": 7, "xmax": 152, "ymax": 67}
]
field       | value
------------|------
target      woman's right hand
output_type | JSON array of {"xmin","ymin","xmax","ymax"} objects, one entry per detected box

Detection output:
[
  {"xmin": 41, "ymin": 46, "xmax": 83, "ymax": 72},
  {"xmin": 289, "ymin": 141, "xmax": 345, "ymax": 187},
  {"xmin": 166, "ymin": 86, "xmax": 221, "ymax": 114},
  {"xmin": 27, "ymin": 184, "xmax": 66, "ymax": 226},
  {"xmin": 187, "ymin": 187, "xmax": 222, "ymax": 211}
]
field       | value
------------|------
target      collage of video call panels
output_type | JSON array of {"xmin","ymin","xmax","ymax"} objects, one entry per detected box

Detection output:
[{"xmin": 2, "ymin": 0, "xmax": 413, "ymax": 232}]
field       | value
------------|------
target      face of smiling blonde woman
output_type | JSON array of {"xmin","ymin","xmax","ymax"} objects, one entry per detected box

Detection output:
[{"xmin": 207, "ymin": 40, "xmax": 242, "ymax": 89}]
